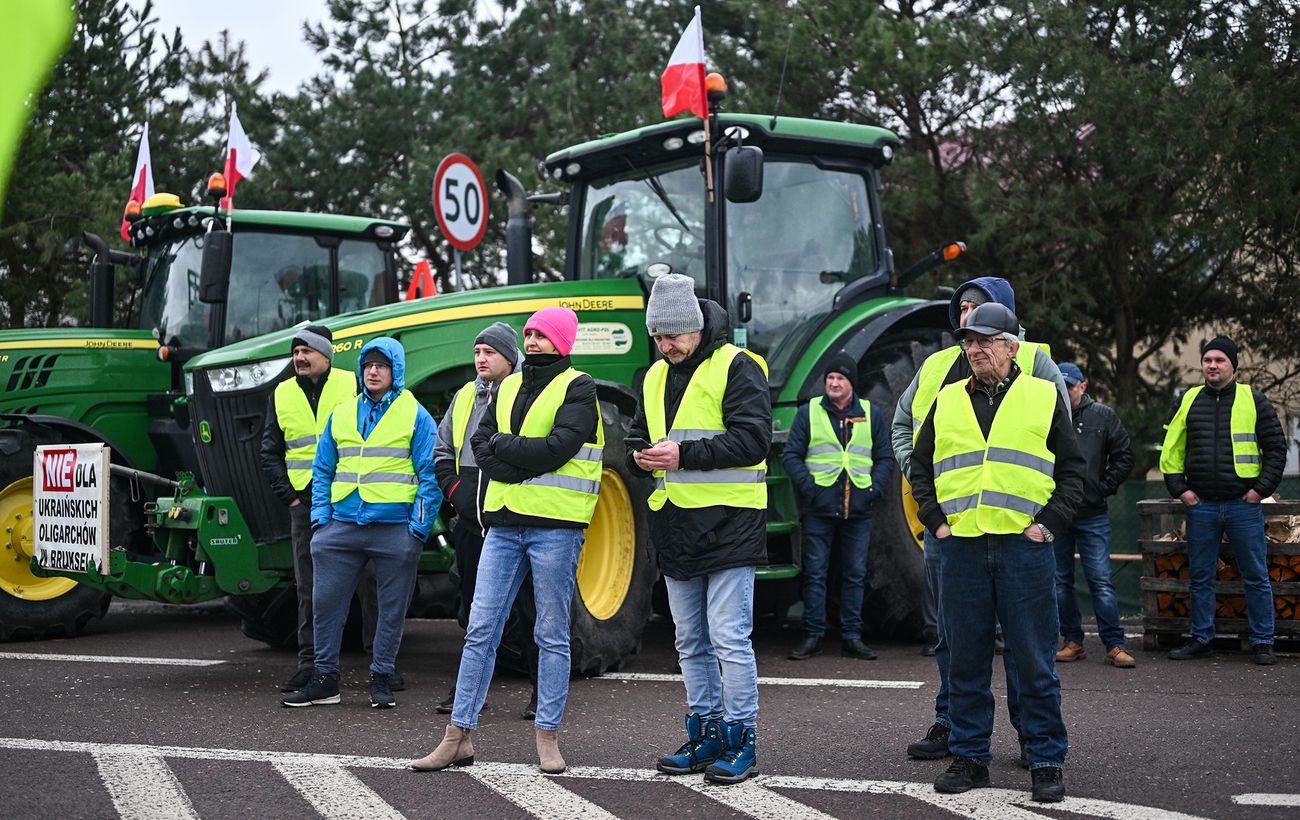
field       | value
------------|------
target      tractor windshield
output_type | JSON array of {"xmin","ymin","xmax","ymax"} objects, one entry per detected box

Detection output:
[{"xmin": 137, "ymin": 232, "xmax": 389, "ymax": 348}]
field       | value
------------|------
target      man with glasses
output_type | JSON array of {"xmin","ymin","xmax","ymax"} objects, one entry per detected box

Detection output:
[{"xmin": 909, "ymin": 303, "xmax": 1085, "ymax": 803}]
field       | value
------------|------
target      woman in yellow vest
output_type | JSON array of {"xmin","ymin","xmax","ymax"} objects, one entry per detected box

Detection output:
[{"xmin": 411, "ymin": 308, "xmax": 601, "ymax": 776}]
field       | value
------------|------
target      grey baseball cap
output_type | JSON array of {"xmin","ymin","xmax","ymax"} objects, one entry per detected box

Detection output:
[{"xmin": 955, "ymin": 302, "xmax": 1019, "ymax": 339}]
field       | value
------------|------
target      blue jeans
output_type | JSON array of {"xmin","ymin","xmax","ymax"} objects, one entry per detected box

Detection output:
[
  {"xmin": 800, "ymin": 514, "xmax": 872, "ymax": 639},
  {"xmin": 1054, "ymin": 514, "xmax": 1126, "ymax": 649},
  {"xmin": 310, "ymin": 520, "xmax": 420, "ymax": 677},
  {"xmin": 452, "ymin": 526, "xmax": 584, "ymax": 732},
  {"xmin": 1185, "ymin": 499, "xmax": 1274, "ymax": 646},
  {"xmin": 939, "ymin": 532, "xmax": 1066, "ymax": 768},
  {"xmin": 927, "ymin": 531, "xmax": 1021, "ymax": 732},
  {"xmin": 665, "ymin": 566, "xmax": 759, "ymax": 728}
]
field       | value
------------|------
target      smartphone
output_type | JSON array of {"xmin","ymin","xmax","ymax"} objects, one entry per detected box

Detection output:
[{"xmin": 625, "ymin": 437, "xmax": 651, "ymax": 452}]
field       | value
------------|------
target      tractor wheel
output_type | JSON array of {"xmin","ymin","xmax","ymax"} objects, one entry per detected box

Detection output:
[
  {"xmin": 856, "ymin": 330, "xmax": 952, "ymax": 640},
  {"xmin": 0, "ymin": 429, "xmax": 114, "ymax": 641},
  {"xmin": 227, "ymin": 580, "xmax": 366, "ymax": 651}
]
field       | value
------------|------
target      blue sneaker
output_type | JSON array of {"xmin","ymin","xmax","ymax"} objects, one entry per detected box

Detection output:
[
  {"xmin": 704, "ymin": 721, "xmax": 757, "ymax": 784},
  {"xmin": 656, "ymin": 713, "xmax": 725, "ymax": 775}
]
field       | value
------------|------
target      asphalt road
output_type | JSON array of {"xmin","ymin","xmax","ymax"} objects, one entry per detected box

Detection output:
[{"xmin": 0, "ymin": 601, "xmax": 1295, "ymax": 819}]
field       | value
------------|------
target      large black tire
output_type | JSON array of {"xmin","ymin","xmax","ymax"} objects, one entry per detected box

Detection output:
[
  {"xmin": 855, "ymin": 330, "xmax": 951, "ymax": 640},
  {"xmin": 227, "ymin": 581, "xmax": 367, "ymax": 651},
  {"xmin": 0, "ymin": 428, "xmax": 116, "ymax": 641}
]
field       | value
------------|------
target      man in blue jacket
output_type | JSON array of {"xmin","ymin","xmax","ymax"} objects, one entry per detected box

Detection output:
[
  {"xmin": 282, "ymin": 336, "xmax": 441, "ymax": 709},
  {"xmin": 783, "ymin": 353, "xmax": 895, "ymax": 660}
]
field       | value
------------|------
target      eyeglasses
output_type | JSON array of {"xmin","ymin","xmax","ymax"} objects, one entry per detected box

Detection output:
[
  {"xmin": 960, "ymin": 336, "xmax": 1007, "ymax": 350},
  {"xmin": 361, "ymin": 362, "xmax": 391, "ymax": 372}
]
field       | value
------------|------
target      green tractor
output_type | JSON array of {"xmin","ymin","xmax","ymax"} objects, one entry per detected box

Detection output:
[
  {"xmin": 0, "ymin": 200, "xmax": 409, "ymax": 638},
  {"xmin": 23, "ymin": 106, "xmax": 961, "ymax": 671}
]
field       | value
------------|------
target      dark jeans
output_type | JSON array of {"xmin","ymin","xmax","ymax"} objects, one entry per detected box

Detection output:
[
  {"xmin": 1053, "ymin": 513, "xmax": 1126, "ymax": 649},
  {"xmin": 290, "ymin": 501, "xmax": 377, "ymax": 672},
  {"xmin": 800, "ymin": 514, "xmax": 872, "ymax": 639},
  {"xmin": 452, "ymin": 519, "xmax": 538, "ymax": 684},
  {"xmin": 1186, "ymin": 499, "xmax": 1274, "ymax": 645},
  {"xmin": 939, "ymin": 532, "xmax": 1066, "ymax": 768}
]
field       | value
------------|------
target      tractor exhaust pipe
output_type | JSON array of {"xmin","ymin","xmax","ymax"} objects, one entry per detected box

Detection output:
[
  {"xmin": 84, "ymin": 232, "xmax": 115, "ymax": 328},
  {"xmin": 495, "ymin": 169, "xmax": 534, "ymax": 286}
]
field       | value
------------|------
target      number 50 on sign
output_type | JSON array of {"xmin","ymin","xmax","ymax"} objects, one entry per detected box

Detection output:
[{"xmin": 433, "ymin": 153, "xmax": 488, "ymax": 251}]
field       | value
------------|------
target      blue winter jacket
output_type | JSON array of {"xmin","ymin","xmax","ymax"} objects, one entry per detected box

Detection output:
[{"xmin": 311, "ymin": 337, "xmax": 442, "ymax": 541}]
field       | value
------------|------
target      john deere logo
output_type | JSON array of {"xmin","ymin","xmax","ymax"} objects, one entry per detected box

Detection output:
[{"xmin": 199, "ymin": 421, "xmax": 212, "ymax": 444}]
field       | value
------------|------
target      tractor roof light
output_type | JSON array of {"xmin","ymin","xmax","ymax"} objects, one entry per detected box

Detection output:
[
  {"xmin": 206, "ymin": 172, "xmax": 227, "ymax": 200},
  {"xmin": 942, "ymin": 242, "xmax": 966, "ymax": 261},
  {"xmin": 705, "ymin": 72, "xmax": 727, "ymax": 104},
  {"xmin": 124, "ymin": 200, "xmax": 143, "ymax": 222},
  {"xmin": 663, "ymin": 136, "xmax": 685, "ymax": 151}
]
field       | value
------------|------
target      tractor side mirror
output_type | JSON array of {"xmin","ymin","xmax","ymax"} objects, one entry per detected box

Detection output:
[
  {"xmin": 724, "ymin": 145, "xmax": 763, "ymax": 203},
  {"xmin": 199, "ymin": 230, "xmax": 233, "ymax": 303}
]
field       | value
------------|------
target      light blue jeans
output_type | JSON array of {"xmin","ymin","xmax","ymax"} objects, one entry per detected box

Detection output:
[
  {"xmin": 665, "ymin": 566, "xmax": 759, "ymax": 729},
  {"xmin": 451, "ymin": 526, "xmax": 584, "ymax": 732}
]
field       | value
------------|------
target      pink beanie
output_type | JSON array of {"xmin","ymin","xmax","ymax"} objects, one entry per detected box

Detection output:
[{"xmin": 524, "ymin": 307, "xmax": 579, "ymax": 356}]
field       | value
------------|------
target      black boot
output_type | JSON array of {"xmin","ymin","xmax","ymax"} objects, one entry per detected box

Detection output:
[
  {"xmin": 1030, "ymin": 766, "xmax": 1065, "ymax": 802},
  {"xmin": 841, "ymin": 638, "xmax": 877, "ymax": 660},
  {"xmin": 789, "ymin": 635, "xmax": 823, "ymax": 660},
  {"xmin": 435, "ymin": 687, "xmax": 455, "ymax": 714},
  {"xmin": 907, "ymin": 722, "xmax": 951, "ymax": 759},
  {"xmin": 934, "ymin": 757, "xmax": 990, "ymax": 793},
  {"xmin": 522, "ymin": 686, "xmax": 537, "ymax": 720}
]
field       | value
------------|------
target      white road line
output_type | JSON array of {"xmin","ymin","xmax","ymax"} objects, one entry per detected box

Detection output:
[
  {"xmin": 0, "ymin": 652, "xmax": 226, "ymax": 666},
  {"xmin": 273, "ymin": 761, "xmax": 404, "ymax": 820},
  {"xmin": 93, "ymin": 750, "xmax": 200, "ymax": 820},
  {"xmin": 681, "ymin": 777, "xmax": 838, "ymax": 820},
  {"xmin": 598, "ymin": 672, "xmax": 925, "ymax": 689},
  {"xmin": 465, "ymin": 763, "xmax": 621, "ymax": 820},
  {"xmin": 1232, "ymin": 793, "xmax": 1300, "ymax": 806}
]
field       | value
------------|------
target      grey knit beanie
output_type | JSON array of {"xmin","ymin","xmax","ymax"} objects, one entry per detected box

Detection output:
[
  {"xmin": 291, "ymin": 325, "xmax": 334, "ymax": 360},
  {"xmin": 958, "ymin": 287, "xmax": 990, "ymax": 308},
  {"xmin": 474, "ymin": 321, "xmax": 521, "ymax": 366},
  {"xmin": 645, "ymin": 273, "xmax": 704, "ymax": 335}
]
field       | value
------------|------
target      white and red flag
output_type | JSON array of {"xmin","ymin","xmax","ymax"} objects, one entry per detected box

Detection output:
[
  {"xmin": 661, "ymin": 6, "xmax": 707, "ymax": 119},
  {"xmin": 119, "ymin": 123, "xmax": 154, "ymax": 240},
  {"xmin": 221, "ymin": 102, "xmax": 261, "ymax": 209}
]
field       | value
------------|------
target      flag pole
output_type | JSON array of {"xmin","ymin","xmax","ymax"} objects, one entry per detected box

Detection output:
[{"xmin": 704, "ymin": 116, "xmax": 715, "ymax": 203}]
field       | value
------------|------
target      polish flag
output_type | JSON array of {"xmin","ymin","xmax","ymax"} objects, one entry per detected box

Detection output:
[
  {"xmin": 661, "ymin": 6, "xmax": 707, "ymax": 120},
  {"xmin": 220, "ymin": 102, "xmax": 261, "ymax": 209},
  {"xmin": 119, "ymin": 123, "xmax": 154, "ymax": 240}
]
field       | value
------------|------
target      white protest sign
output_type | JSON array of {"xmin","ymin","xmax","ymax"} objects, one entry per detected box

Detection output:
[{"xmin": 33, "ymin": 444, "xmax": 110, "ymax": 575}]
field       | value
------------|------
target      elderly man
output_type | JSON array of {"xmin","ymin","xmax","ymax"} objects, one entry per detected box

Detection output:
[{"xmin": 910, "ymin": 303, "xmax": 1085, "ymax": 803}]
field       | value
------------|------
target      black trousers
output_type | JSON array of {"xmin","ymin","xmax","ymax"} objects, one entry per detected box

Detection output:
[{"xmin": 452, "ymin": 517, "xmax": 538, "ymax": 684}]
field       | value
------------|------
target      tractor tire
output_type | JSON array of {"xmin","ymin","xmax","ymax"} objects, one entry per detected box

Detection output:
[
  {"xmin": 856, "ymin": 330, "xmax": 952, "ymax": 640},
  {"xmin": 227, "ymin": 581, "xmax": 366, "ymax": 652},
  {"xmin": 0, "ymin": 428, "xmax": 115, "ymax": 641}
]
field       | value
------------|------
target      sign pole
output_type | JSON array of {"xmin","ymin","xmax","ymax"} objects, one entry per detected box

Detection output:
[{"xmin": 454, "ymin": 248, "xmax": 463, "ymax": 292}]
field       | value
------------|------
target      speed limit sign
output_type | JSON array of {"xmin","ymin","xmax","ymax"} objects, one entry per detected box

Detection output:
[{"xmin": 433, "ymin": 153, "xmax": 488, "ymax": 251}]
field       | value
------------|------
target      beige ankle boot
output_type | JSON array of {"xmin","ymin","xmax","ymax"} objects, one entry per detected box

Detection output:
[
  {"xmin": 409, "ymin": 724, "xmax": 475, "ymax": 771},
  {"xmin": 535, "ymin": 728, "xmax": 566, "ymax": 774}
]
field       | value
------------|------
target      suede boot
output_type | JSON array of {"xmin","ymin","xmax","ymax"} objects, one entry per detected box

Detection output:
[
  {"xmin": 536, "ymin": 728, "xmax": 566, "ymax": 774},
  {"xmin": 408, "ymin": 724, "xmax": 474, "ymax": 771}
]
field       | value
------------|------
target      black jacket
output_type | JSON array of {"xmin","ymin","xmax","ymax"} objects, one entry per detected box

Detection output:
[
  {"xmin": 627, "ymin": 299, "xmax": 773, "ymax": 580},
  {"xmin": 470, "ymin": 353, "xmax": 599, "ymax": 530},
  {"xmin": 1163, "ymin": 380, "xmax": 1287, "ymax": 501},
  {"xmin": 260, "ymin": 373, "xmax": 334, "ymax": 506},
  {"xmin": 782, "ymin": 394, "xmax": 895, "ymax": 520},
  {"xmin": 1071, "ymin": 393, "xmax": 1134, "ymax": 518},
  {"xmin": 911, "ymin": 366, "xmax": 1086, "ymax": 538}
]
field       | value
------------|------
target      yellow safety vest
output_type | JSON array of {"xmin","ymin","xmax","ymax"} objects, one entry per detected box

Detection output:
[
  {"xmin": 805, "ymin": 396, "xmax": 874, "ymax": 489},
  {"xmin": 482, "ymin": 369, "xmax": 605, "ymax": 525},
  {"xmin": 330, "ymin": 390, "xmax": 419, "ymax": 504},
  {"xmin": 643, "ymin": 343, "xmax": 769, "ymax": 511},
  {"xmin": 1159, "ymin": 383, "xmax": 1261, "ymax": 478},
  {"xmin": 449, "ymin": 380, "xmax": 479, "ymax": 472},
  {"xmin": 932, "ymin": 375, "xmax": 1057, "ymax": 536},
  {"xmin": 275, "ymin": 368, "xmax": 356, "ymax": 490},
  {"xmin": 912, "ymin": 341, "xmax": 1048, "ymax": 444}
]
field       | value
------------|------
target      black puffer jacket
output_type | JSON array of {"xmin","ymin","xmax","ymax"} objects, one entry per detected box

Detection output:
[
  {"xmin": 470, "ymin": 353, "xmax": 599, "ymax": 530},
  {"xmin": 1071, "ymin": 394, "xmax": 1134, "ymax": 518},
  {"xmin": 627, "ymin": 300, "xmax": 773, "ymax": 580},
  {"xmin": 1163, "ymin": 381, "xmax": 1287, "ymax": 501}
]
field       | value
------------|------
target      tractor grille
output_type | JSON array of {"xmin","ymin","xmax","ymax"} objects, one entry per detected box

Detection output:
[{"xmin": 188, "ymin": 373, "xmax": 289, "ymax": 544}]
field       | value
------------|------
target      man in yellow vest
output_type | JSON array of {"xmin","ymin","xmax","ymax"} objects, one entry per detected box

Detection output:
[
  {"xmin": 910, "ymin": 303, "xmax": 1085, "ymax": 803},
  {"xmin": 628, "ymin": 274, "xmax": 771, "ymax": 785},
  {"xmin": 260, "ymin": 325, "xmax": 381, "ymax": 694},
  {"xmin": 1160, "ymin": 335, "xmax": 1286, "ymax": 665},
  {"xmin": 782, "ymin": 353, "xmax": 894, "ymax": 661},
  {"xmin": 281, "ymin": 337, "xmax": 440, "ymax": 709}
]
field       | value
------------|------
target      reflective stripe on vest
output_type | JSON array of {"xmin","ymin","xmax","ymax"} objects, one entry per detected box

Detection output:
[
  {"xmin": 804, "ymin": 396, "xmax": 874, "ymax": 489},
  {"xmin": 911, "ymin": 341, "xmax": 1047, "ymax": 445},
  {"xmin": 932, "ymin": 375, "xmax": 1057, "ymax": 536},
  {"xmin": 482, "ymin": 368, "xmax": 605, "ymax": 525},
  {"xmin": 1159, "ymin": 383, "xmax": 1261, "ymax": 478},
  {"xmin": 275, "ymin": 368, "xmax": 356, "ymax": 490},
  {"xmin": 330, "ymin": 390, "xmax": 420, "ymax": 503},
  {"xmin": 450, "ymin": 380, "xmax": 479, "ymax": 472},
  {"xmin": 643, "ymin": 344, "xmax": 769, "ymax": 511}
]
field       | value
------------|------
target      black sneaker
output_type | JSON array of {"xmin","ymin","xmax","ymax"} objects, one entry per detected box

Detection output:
[
  {"xmin": 1030, "ymin": 766, "xmax": 1065, "ymax": 802},
  {"xmin": 522, "ymin": 686, "xmax": 537, "ymax": 720},
  {"xmin": 1252, "ymin": 644, "xmax": 1277, "ymax": 666},
  {"xmin": 390, "ymin": 669, "xmax": 406, "ymax": 691},
  {"xmin": 1168, "ymin": 638, "xmax": 1213, "ymax": 660},
  {"xmin": 920, "ymin": 630, "xmax": 937, "ymax": 657},
  {"xmin": 435, "ymin": 687, "xmax": 455, "ymax": 714},
  {"xmin": 842, "ymin": 638, "xmax": 878, "ymax": 660},
  {"xmin": 933, "ymin": 756, "xmax": 990, "ymax": 793},
  {"xmin": 281, "ymin": 672, "xmax": 340, "ymax": 707},
  {"xmin": 370, "ymin": 672, "xmax": 396, "ymax": 709},
  {"xmin": 789, "ymin": 635, "xmax": 823, "ymax": 660},
  {"xmin": 907, "ymin": 722, "xmax": 952, "ymax": 759},
  {"xmin": 280, "ymin": 668, "xmax": 313, "ymax": 693}
]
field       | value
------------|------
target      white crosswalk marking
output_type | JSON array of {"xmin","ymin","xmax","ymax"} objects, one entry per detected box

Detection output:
[
  {"xmin": 93, "ymin": 750, "xmax": 200, "ymax": 820},
  {"xmin": 273, "ymin": 761, "xmax": 405, "ymax": 820},
  {"xmin": 0, "ymin": 652, "xmax": 225, "ymax": 666},
  {"xmin": 600, "ymin": 671, "xmax": 925, "ymax": 689},
  {"xmin": 464, "ymin": 763, "xmax": 621, "ymax": 820},
  {"xmin": 1232, "ymin": 793, "xmax": 1300, "ymax": 807},
  {"xmin": 681, "ymin": 777, "xmax": 838, "ymax": 820}
]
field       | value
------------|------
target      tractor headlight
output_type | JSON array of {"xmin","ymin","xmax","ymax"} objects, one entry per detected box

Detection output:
[{"xmin": 206, "ymin": 356, "xmax": 291, "ymax": 393}]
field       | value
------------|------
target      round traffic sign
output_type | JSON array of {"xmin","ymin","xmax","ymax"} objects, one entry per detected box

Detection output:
[{"xmin": 433, "ymin": 153, "xmax": 489, "ymax": 251}]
